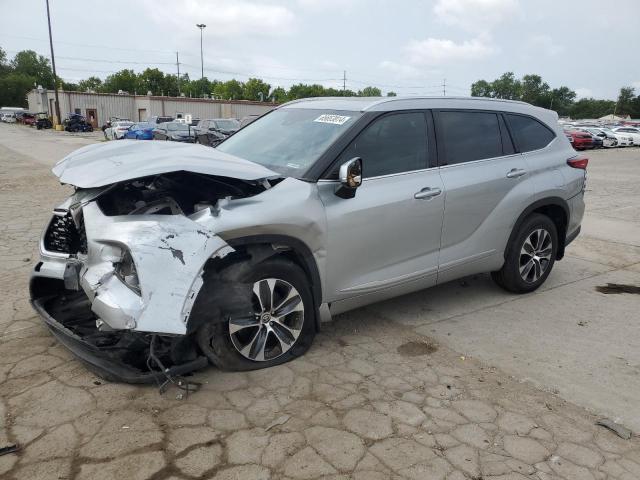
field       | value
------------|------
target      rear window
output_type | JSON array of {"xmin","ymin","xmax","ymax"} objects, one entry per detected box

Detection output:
[
  {"xmin": 439, "ymin": 111, "xmax": 503, "ymax": 165},
  {"xmin": 505, "ymin": 114, "xmax": 555, "ymax": 152}
]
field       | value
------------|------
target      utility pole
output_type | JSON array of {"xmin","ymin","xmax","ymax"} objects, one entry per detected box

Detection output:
[
  {"xmin": 196, "ymin": 24, "xmax": 206, "ymax": 81},
  {"xmin": 442, "ymin": 78, "xmax": 446, "ymax": 96},
  {"xmin": 343, "ymin": 70, "xmax": 346, "ymax": 92},
  {"xmin": 176, "ymin": 51, "xmax": 180, "ymax": 97},
  {"xmin": 45, "ymin": 0, "xmax": 61, "ymax": 126}
]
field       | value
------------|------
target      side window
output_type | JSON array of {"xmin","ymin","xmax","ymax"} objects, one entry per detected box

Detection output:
[
  {"xmin": 338, "ymin": 112, "xmax": 428, "ymax": 178},
  {"xmin": 505, "ymin": 114, "xmax": 555, "ymax": 152},
  {"xmin": 438, "ymin": 111, "xmax": 503, "ymax": 165}
]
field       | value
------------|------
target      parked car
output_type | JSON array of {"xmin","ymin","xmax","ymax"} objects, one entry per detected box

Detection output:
[
  {"xmin": 123, "ymin": 122, "xmax": 155, "ymax": 140},
  {"xmin": 63, "ymin": 113, "xmax": 93, "ymax": 132},
  {"xmin": 104, "ymin": 121, "xmax": 134, "ymax": 140},
  {"xmin": 194, "ymin": 118, "xmax": 240, "ymax": 146},
  {"xmin": 147, "ymin": 115, "xmax": 174, "ymax": 124},
  {"xmin": 565, "ymin": 130, "xmax": 593, "ymax": 150},
  {"xmin": 153, "ymin": 122, "xmax": 195, "ymax": 142},
  {"xmin": 21, "ymin": 113, "xmax": 37, "ymax": 126},
  {"xmin": 612, "ymin": 127, "xmax": 640, "ymax": 146},
  {"xmin": 600, "ymin": 128, "xmax": 632, "ymax": 147},
  {"xmin": 1, "ymin": 113, "xmax": 17, "ymax": 123},
  {"xmin": 30, "ymin": 97, "xmax": 586, "ymax": 381},
  {"xmin": 578, "ymin": 128, "xmax": 617, "ymax": 148},
  {"xmin": 35, "ymin": 113, "xmax": 53, "ymax": 130}
]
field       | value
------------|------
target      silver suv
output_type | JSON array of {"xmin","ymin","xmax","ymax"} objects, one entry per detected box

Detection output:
[{"xmin": 30, "ymin": 97, "xmax": 586, "ymax": 381}]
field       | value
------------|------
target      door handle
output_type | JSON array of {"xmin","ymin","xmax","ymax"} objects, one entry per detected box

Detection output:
[
  {"xmin": 414, "ymin": 187, "xmax": 442, "ymax": 199},
  {"xmin": 506, "ymin": 168, "xmax": 527, "ymax": 178}
]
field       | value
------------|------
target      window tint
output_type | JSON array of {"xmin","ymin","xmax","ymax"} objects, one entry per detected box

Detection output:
[
  {"xmin": 505, "ymin": 114, "xmax": 555, "ymax": 152},
  {"xmin": 439, "ymin": 111, "xmax": 502, "ymax": 165},
  {"xmin": 338, "ymin": 112, "xmax": 428, "ymax": 178}
]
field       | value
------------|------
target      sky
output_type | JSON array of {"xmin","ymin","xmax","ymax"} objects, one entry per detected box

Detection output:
[{"xmin": 0, "ymin": 0, "xmax": 638, "ymax": 100}]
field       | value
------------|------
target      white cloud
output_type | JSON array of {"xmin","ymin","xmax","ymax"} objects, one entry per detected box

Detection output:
[
  {"xmin": 297, "ymin": 0, "xmax": 361, "ymax": 10},
  {"xmin": 434, "ymin": 0, "xmax": 518, "ymax": 32},
  {"xmin": 528, "ymin": 34, "xmax": 565, "ymax": 56},
  {"xmin": 378, "ymin": 61, "xmax": 423, "ymax": 79},
  {"xmin": 404, "ymin": 37, "xmax": 496, "ymax": 66},
  {"xmin": 144, "ymin": 0, "xmax": 296, "ymax": 37},
  {"xmin": 575, "ymin": 88, "xmax": 594, "ymax": 99}
]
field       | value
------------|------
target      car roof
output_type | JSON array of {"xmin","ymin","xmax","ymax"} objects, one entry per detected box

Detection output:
[
  {"xmin": 280, "ymin": 95, "xmax": 530, "ymax": 112},
  {"xmin": 279, "ymin": 96, "xmax": 557, "ymax": 126}
]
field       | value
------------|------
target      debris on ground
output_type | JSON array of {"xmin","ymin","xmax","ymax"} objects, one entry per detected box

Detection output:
[
  {"xmin": 595, "ymin": 283, "xmax": 640, "ymax": 295},
  {"xmin": 0, "ymin": 445, "xmax": 19, "ymax": 456},
  {"xmin": 596, "ymin": 419, "xmax": 633, "ymax": 439},
  {"xmin": 265, "ymin": 415, "xmax": 291, "ymax": 431}
]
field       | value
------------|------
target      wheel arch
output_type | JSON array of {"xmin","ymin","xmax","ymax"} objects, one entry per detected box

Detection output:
[
  {"xmin": 225, "ymin": 235, "xmax": 323, "ymax": 313},
  {"xmin": 506, "ymin": 197, "xmax": 570, "ymax": 260}
]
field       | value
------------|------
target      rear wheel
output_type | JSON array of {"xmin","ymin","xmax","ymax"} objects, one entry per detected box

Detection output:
[
  {"xmin": 492, "ymin": 213, "xmax": 558, "ymax": 293},
  {"xmin": 196, "ymin": 257, "xmax": 316, "ymax": 371}
]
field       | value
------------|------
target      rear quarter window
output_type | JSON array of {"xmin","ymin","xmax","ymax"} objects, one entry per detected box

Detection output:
[{"xmin": 505, "ymin": 114, "xmax": 556, "ymax": 152}]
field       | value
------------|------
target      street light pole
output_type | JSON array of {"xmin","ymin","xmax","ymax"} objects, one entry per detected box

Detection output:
[
  {"xmin": 196, "ymin": 24, "xmax": 206, "ymax": 81},
  {"xmin": 45, "ymin": 0, "xmax": 61, "ymax": 127}
]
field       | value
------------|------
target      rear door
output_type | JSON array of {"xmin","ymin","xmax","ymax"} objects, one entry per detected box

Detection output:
[
  {"xmin": 319, "ymin": 111, "xmax": 445, "ymax": 310},
  {"xmin": 434, "ymin": 109, "xmax": 533, "ymax": 283}
]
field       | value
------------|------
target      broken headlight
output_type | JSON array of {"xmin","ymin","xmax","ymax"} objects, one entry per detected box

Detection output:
[{"xmin": 113, "ymin": 249, "xmax": 141, "ymax": 295}]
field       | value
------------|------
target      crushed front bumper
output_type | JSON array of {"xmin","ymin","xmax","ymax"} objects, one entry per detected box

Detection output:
[{"xmin": 30, "ymin": 285, "xmax": 208, "ymax": 383}]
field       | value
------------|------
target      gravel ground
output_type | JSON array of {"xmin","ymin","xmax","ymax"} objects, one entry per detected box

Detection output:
[{"xmin": 0, "ymin": 123, "xmax": 639, "ymax": 480}]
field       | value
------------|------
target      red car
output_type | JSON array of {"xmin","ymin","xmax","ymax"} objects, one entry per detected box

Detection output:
[
  {"xmin": 565, "ymin": 130, "xmax": 593, "ymax": 150},
  {"xmin": 22, "ymin": 114, "xmax": 36, "ymax": 126}
]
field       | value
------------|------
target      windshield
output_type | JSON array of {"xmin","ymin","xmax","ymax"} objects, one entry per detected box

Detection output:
[
  {"xmin": 167, "ymin": 123, "xmax": 189, "ymax": 131},
  {"xmin": 217, "ymin": 108, "xmax": 361, "ymax": 177},
  {"xmin": 213, "ymin": 119, "xmax": 239, "ymax": 130}
]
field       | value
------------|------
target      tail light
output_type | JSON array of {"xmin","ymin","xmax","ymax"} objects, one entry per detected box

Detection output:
[{"xmin": 567, "ymin": 155, "xmax": 588, "ymax": 169}]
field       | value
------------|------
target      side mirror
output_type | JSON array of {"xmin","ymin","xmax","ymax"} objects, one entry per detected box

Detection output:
[{"xmin": 335, "ymin": 157, "xmax": 362, "ymax": 199}]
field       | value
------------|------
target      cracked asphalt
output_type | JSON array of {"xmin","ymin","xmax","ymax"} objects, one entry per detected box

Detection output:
[{"xmin": 0, "ymin": 124, "xmax": 639, "ymax": 479}]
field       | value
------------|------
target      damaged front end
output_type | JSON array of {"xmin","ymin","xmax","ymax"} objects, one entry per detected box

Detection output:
[{"xmin": 30, "ymin": 169, "xmax": 278, "ymax": 383}]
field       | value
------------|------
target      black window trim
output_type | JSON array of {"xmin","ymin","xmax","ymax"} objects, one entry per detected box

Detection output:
[
  {"xmin": 317, "ymin": 109, "xmax": 438, "ymax": 181},
  {"xmin": 502, "ymin": 111, "xmax": 557, "ymax": 154}
]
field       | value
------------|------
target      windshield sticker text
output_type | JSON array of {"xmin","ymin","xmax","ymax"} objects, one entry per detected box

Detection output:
[{"xmin": 314, "ymin": 114, "xmax": 351, "ymax": 125}]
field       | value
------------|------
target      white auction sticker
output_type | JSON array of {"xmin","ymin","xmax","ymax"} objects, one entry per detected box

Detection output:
[{"xmin": 314, "ymin": 114, "xmax": 351, "ymax": 125}]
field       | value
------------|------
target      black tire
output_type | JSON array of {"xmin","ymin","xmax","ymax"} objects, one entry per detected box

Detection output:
[
  {"xmin": 492, "ymin": 213, "xmax": 558, "ymax": 293},
  {"xmin": 196, "ymin": 257, "xmax": 316, "ymax": 371}
]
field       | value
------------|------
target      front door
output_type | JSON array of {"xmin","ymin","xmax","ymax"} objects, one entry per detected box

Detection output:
[
  {"xmin": 319, "ymin": 111, "xmax": 445, "ymax": 313},
  {"xmin": 86, "ymin": 109, "xmax": 98, "ymax": 128},
  {"xmin": 138, "ymin": 108, "xmax": 147, "ymax": 121}
]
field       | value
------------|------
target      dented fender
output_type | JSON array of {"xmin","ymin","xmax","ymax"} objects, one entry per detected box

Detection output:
[{"xmin": 80, "ymin": 202, "xmax": 233, "ymax": 334}]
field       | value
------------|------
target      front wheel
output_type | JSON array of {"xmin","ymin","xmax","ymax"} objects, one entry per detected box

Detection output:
[
  {"xmin": 492, "ymin": 213, "xmax": 558, "ymax": 293},
  {"xmin": 196, "ymin": 257, "xmax": 316, "ymax": 371}
]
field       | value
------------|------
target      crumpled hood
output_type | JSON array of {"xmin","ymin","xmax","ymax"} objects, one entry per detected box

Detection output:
[{"xmin": 52, "ymin": 140, "xmax": 279, "ymax": 188}]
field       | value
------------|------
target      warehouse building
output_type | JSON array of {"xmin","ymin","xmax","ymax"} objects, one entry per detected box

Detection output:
[{"xmin": 27, "ymin": 88, "xmax": 277, "ymax": 127}]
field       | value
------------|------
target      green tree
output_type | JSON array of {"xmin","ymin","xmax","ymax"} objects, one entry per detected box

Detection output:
[
  {"xmin": 102, "ymin": 69, "xmax": 140, "ymax": 94},
  {"xmin": 212, "ymin": 79, "xmax": 244, "ymax": 100},
  {"xmin": 11, "ymin": 50, "xmax": 54, "ymax": 88},
  {"xmin": 0, "ymin": 47, "xmax": 10, "ymax": 76},
  {"xmin": 243, "ymin": 77, "xmax": 271, "ymax": 101},
  {"xmin": 616, "ymin": 86, "xmax": 635, "ymax": 116},
  {"xmin": 386, "ymin": 91, "xmax": 397, "ymax": 97},
  {"xmin": 60, "ymin": 80, "xmax": 78, "ymax": 91},
  {"xmin": 78, "ymin": 76, "xmax": 102, "ymax": 92},
  {"xmin": 0, "ymin": 72, "xmax": 34, "ymax": 107},
  {"xmin": 520, "ymin": 74, "xmax": 550, "ymax": 106},
  {"xmin": 569, "ymin": 98, "xmax": 616, "ymax": 119},
  {"xmin": 491, "ymin": 72, "xmax": 521, "ymax": 100},
  {"xmin": 358, "ymin": 86, "xmax": 382, "ymax": 97},
  {"xmin": 138, "ymin": 68, "xmax": 165, "ymax": 95},
  {"xmin": 470, "ymin": 79, "xmax": 492, "ymax": 97},
  {"xmin": 270, "ymin": 86, "xmax": 288, "ymax": 103},
  {"xmin": 549, "ymin": 86, "xmax": 576, "ymax": 116}
]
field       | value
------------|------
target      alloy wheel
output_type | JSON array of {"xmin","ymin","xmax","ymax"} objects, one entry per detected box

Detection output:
[
  {"xmin": 519, "ymin": 228, "xmax": 553, "ymax": 283},
  {"xmin": 228, "ymin": 278, "xmax": 304, "ymax": 362}
]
